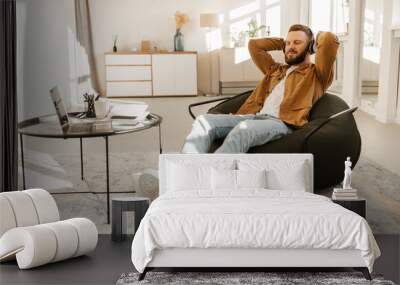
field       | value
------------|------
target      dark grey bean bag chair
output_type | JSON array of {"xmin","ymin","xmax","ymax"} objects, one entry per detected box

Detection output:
[{"xmin": 188, "ymin": 91, "xmax": 362, "ymax": 191}]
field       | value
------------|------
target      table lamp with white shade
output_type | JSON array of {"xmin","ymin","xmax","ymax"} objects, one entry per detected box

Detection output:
[{"xmin": 200, "ymin": 13, "xmax": 220, "ymax": 96}]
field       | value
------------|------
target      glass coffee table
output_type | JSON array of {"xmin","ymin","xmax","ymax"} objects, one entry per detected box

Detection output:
[{"xmin": 18, "ymin": 112, "xmax": 162, "ymax": 223}]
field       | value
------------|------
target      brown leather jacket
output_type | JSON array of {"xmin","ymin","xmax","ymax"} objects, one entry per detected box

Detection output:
[{"xmin": 236, "ymin": 32, "xmax": 339, "ymax": 127}]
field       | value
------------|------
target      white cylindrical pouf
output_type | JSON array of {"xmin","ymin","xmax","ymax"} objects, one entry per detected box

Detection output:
[
  {"xmin": 0, "ymin": 226, "xmax": 58, "ymax": 269},
  {"xmin": 1, "ymin": 192, "xmax": 39, "ymax": 227},
  {"xmin": 0, "ymin": 196, "xmax": 17, "ymax": 237},
  {"xmin": 65, "ymin": 218, "xmax": 98, "ymax": 257},
  {"xmin": 42, "ymin": 221, "xmax": 79, "ymax": 262},
  {"xmin": 0, "ymin": 190, "xmax": 98, "ymax": 269},
  {"xmin": 24, "ymin": 189, "xmax": 60, "ymax": 223}
]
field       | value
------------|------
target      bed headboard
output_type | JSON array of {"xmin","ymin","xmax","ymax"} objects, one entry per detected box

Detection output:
[{"xmin": 159, "ymin": 154, "xmax": 314, "ymax": 195}]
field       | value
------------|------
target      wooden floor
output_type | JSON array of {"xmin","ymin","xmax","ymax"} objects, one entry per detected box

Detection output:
[{"xmin": 0, "ymin": 235, "xmax": 398, "ymax": 285}]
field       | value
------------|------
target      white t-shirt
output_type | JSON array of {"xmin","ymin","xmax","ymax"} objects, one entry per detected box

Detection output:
[{"xmin": 259, "ymin": 65, "xmax": 297, "ymax": 118}]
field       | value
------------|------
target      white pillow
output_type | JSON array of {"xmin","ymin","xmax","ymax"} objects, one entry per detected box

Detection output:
[
  {"xmin": 238, "ymin": 159, "xmax": 307, "ymax": 191},
  {"xmin": 211, "ymin": 168, "xmax": 236, "ymax": 190},
  {"xmin": 167, "ymin": 160, "xmax": 236, "ymax": 192},
  {"xmin": 236, "ymin": 169, "xmax": 267, "ymax": 189},
  {"xmin": 266, "ymin": 162, "xmax": 306, "ymax": 191},
  {"xmin": 211, "ymin": 169, "xmax": 267, "ymax": 191},
  {"xmin": 267, "ymin": 163, "xmax": 307, "ymax": 192},
  {"xmin": 167, "ymin": 162, "xmax": 210, "ymax": 191}
]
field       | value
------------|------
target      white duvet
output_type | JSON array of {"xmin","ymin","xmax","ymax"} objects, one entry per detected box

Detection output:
[{"xmin": 131, "ymin": 190, "xmax": 380, "ymax": 273}]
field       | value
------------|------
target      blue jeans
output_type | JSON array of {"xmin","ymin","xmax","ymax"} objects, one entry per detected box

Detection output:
[{"xmin": 181, "ymin": 114, "xmax": 292, "ymax": 153}]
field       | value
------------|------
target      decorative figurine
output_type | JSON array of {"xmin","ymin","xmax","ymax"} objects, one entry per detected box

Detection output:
[{"xmin": 342, "ymin": 157, "xmax": 352, "ymax": 189}]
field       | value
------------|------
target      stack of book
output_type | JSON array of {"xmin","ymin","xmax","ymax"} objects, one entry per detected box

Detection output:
[
  {"xmin": 108, "ymin": 100, "xmax": 149, "ymax": 121},
  {"xmin": 332, "ymin": 188, "xmax": 358, "ymax": 200}
]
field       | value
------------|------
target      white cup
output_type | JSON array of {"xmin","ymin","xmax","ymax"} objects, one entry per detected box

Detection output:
[{"xmin": 95, "ymin": 101, "xmax": 109, "ymax": 119}]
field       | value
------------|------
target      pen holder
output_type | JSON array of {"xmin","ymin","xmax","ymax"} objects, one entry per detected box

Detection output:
[{"xmin": 84, "ymin": 94, "xmax": 96, "ymax": 118}]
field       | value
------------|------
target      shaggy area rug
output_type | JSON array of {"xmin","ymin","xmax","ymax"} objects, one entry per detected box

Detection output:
[{"xmin": 116, "ymin": 271, "xmax": 395, "ymax": 285}]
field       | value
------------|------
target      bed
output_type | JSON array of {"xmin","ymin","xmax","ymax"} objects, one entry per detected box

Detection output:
[{"xmin": 131, "ymin": 154, "xmax": 380, "ymax": 281}]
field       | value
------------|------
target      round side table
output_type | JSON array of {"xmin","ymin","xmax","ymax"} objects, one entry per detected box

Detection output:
[
  {"xmin": 111, "ymin": 197, "xmax": 150, "ymax": 242},
  {"xmin": 18, "ymin": 112, "xmax": 162, "ymax": 224}
]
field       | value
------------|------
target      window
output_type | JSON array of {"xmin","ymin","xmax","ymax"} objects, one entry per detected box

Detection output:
[
  {"xmin": 226, "ymin": 0, "xmax": 281, "ymax": 48},
  {"xmin": 310, "ymin": 0, "xmax": 349, "ymax": 34},
  {"xmin": 265, "ymin": 0, "xmax": 280, "ymax": 37}
]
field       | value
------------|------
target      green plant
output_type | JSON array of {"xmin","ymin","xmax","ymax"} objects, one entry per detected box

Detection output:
[{"xmin": 244, "ymin": 19, "xmax": 266, "ymax": 38}]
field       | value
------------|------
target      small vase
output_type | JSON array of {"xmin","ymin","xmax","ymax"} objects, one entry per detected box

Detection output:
[
  {"xmin": 174, "ymin": 29, "xmax": 184, "ymax": 51},
  {"xmin": 113, "ymin": 45, "xmax": 117, "ymax": 53}
]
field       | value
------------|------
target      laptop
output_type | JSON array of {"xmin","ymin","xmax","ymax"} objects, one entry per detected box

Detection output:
[{"xmin": 49, "ymin": 86, "xmax": 94, "ymax": 133}]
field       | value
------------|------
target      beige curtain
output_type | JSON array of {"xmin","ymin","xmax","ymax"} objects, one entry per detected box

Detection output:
[{"xmin": 75, "ymin": 0, "xmax": 100, "ymax": 93}]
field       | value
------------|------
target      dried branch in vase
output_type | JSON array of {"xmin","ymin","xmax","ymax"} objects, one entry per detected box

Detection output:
[{"xmin": 175, "ymin": 11, "xmax": 189, "ymax": 30}]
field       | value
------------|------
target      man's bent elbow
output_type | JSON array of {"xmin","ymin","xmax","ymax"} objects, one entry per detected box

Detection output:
[{"xmin": 248, "ymin": 39, "xmax": 257, "ymax": 52}]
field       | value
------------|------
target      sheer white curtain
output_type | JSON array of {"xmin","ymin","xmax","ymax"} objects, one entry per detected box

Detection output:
[{"xmin": 74, "ymin": 0, "xmax": 99, "ymax": 94}]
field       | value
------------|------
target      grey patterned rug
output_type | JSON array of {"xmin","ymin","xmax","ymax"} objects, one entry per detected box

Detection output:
[{"xmin": 116, "ymin": 271, "xmax": 395, "ymax": 285}]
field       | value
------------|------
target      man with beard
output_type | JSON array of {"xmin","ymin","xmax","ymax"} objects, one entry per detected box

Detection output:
[{"xmin": 182, "ymin": 24, "xmax": 339, "ymax": 153}]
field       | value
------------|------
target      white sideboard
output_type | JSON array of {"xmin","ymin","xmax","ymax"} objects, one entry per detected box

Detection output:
[{"xmin": 105, "ymin": 52, "xmax": 198, "ymax": 97}]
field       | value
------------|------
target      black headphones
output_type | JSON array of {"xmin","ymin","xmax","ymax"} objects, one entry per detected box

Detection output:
[{"xmin": 308, "ymin": 27, "xmax": 316, "ymax": 55}]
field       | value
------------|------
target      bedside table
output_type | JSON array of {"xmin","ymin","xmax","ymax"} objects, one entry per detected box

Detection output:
[
  {"xmin": 332, "ymin": 198, "xmax": 366, "ymax": 218},
  {"xmin": 111, "ymin": 197, "xmax": 150, "ymax": 242}
]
